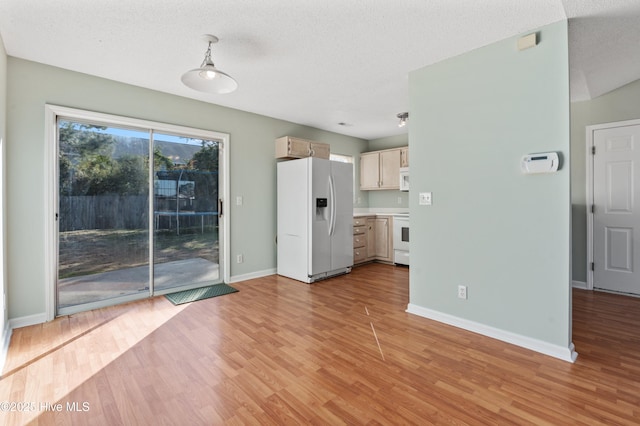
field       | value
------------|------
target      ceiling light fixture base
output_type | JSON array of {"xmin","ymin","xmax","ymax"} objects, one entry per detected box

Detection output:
[
  {"xmin": 397, "ymin": 112, "xmax": 409, "ymax": 127},
  {"xmin": 202, "ymin": 34, "xmax": 219, "ymax": 44}
]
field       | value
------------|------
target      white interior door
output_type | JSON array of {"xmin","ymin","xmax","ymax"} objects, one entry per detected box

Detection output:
[{"xmin": 593, "ymin": 124, "xmax": 640, "ymax": 295}]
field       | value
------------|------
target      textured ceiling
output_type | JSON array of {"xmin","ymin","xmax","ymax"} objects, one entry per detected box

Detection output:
[{"xmin": 1, "ymin": 0, "xmax": 640, "ymax": 140}]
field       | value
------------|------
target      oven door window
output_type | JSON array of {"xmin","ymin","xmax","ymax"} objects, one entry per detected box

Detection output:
[{"xmin": 401, "ymin": 226, "xmax": 409, "ymax": 242}]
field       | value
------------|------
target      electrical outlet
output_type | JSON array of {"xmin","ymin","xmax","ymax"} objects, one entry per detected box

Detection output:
[
  {"xmin": 236, "ymin": 254, "xmax": 244, "ymax": 264},
  {"xmin": 397, "ymin": 196, "xmax": 402, "ymax": 204},
  {"xmin": 236, "ymin": 196, "xmax": 243, "ymax": 206},
  {"xmin": 458, "ymin": 285, "xmax": 467, "ymax": 300}
]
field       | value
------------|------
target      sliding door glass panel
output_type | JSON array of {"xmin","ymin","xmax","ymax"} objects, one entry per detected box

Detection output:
[
  {"xmin": 57, "ymin": 120, "xmax": 150, "ymax": 311},
  {"xmin": 152, "ymin": 134, "xmax": 220, "ymax": 293}
]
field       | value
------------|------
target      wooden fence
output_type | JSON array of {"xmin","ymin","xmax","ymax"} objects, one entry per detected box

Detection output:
[{"xmin": 59, "ymin": 195, "xmax": 149, "ymax": 231}]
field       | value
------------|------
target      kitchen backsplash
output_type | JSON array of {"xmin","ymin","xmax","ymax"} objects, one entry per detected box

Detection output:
[{"xmin": 366, "ymin": 190, "xmax": 409, "ymax": 209}]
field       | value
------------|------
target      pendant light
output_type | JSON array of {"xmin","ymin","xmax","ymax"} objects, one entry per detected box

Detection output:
[{"xmin": 181, "ymin": 34, "xmax": 238, "ymax": 94}]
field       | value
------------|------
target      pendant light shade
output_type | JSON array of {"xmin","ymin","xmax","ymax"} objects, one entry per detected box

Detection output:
[{"xmin": 181, "ymin": 35, "xmax": 238, "ymax": 94}]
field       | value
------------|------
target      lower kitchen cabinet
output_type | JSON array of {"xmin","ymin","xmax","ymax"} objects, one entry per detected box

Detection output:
[
  {"xmin": 366, "ymin": 218, "xmax": 376, "ymax": 260},
  {"xmin": 373, "ymin": 216, "xmax": 393, "ymax": 263},
  {"xmin": 353, "ymin": 215, "xmax": 394, "ymax": 265},
  {"xmin": 353, "ymin": 218, "xmax": 368, "ymax": 264}
]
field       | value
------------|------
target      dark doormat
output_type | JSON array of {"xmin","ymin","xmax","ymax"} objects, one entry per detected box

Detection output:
[{"xmin": 165, "ymin": 284, "xmax": 238, "ymax": 305}]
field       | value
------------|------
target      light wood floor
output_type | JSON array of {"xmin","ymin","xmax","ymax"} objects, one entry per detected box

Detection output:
[{"xmin": 1, "ymin": 263, "xmax": 639, "ymax": 425}]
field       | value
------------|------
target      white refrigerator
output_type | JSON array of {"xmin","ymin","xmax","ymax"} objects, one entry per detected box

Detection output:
[{"xmin": 277, "ymin": 157, "xmax": 353, "ymax": 283}]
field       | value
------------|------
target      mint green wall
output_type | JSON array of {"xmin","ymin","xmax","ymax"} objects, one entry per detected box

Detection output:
[
  {"xmin": 408, "ymin": 21, "xmax": 572, "ymax": 346},
  {"xmin": 366, "ymin": 134, "xmax": 409, "ymax": 208},
  {"xmin": 0, "ymin": 35, "xmax": 7, "ymax": 333},
  {"xmin": 570, "ymin": 78, "xmax": 640, "ymax": 283},
  {"xmin": 367, "ymin": 134, "xmax": 408, "ymax": 151},
  {"xmin": 6, "ymin": 58, "xmax": 367, "ymax": 319}
]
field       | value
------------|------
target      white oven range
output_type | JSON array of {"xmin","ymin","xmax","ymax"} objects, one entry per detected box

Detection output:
[{"xmin": 393, "ymin": 215, "xmax": 409, "ymax": 266}]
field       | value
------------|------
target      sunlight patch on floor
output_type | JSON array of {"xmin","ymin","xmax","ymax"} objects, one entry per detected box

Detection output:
[{"xmin": 0, "ymin": 298, "xmax": 189, "ymax": 424}]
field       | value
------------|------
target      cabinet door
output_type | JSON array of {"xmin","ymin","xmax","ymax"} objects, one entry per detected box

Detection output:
[
  {"xmin": 354, "ymin": 248, "xmax": 367, "ymax": 264},
  {"xmin": 366, "ymin": 218, "xmax": 376, "ymax": 259},
  {"xmin": 374, "ymin": 217, "xmax": 390, "ymax": 259},
  {"xmin": 360, "ymin": 152, "xmax": 380, "ymax": 190},
  {"xmin": 400, "ymin": 147, "xmax": 409, "ymax": 167},
  {"xmin": 379, "ymin": 150, "xmax": 401, "ymax": 189},
  {"xmin": 287, "ymin": 137, "xmax": 312, "ymax": 158},
  {"xmin": 310, "ymin": 142, "xmax": 330, "ymax": 159}
]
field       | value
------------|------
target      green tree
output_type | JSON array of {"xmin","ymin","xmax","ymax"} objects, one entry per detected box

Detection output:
[
  {"xmin": 74, "ymin": 154, "xmax": 117, "ymax": 195},
  {"xmin": 186, "ymin": 141, "xmax": 218, "ymax": 212},
  {"xmin": 114, "ymin": 155, "xmax": 148, "ymax": 195},
  {"xmin": 58, "ymin": 120, "xmax": 115, "ymax": 161},
  {"xmin": 59, "ymin": 154, "xmax": 73, "ymax": 196},
  {"xmin": 190, "ymin": 141, "xmax": 218, "ymax": 171},
  {"xmin": 59, "ymin": 121, "xmax": 121, "ymax": 195},
  {"xmin": 153, "ymin": 147, "xmax": 174, "ymax": 171}
]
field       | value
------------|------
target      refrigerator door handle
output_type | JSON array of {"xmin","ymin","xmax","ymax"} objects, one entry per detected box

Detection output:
[{"xmin": 329, "ymin": 174, "xmax": 336, "ymax": 236}]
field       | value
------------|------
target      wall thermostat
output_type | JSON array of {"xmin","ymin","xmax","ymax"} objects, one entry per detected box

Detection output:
[{"xmin": 520, "ymin": 152, "xmax": 559, "ymax": 174}]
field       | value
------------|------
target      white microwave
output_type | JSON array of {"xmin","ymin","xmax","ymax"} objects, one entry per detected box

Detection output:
[{"xmin": 399, "ymin": 167, "xmax": 409, "ymax": 191}]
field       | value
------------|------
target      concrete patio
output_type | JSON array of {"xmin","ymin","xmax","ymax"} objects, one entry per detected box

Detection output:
[{"xmin": 58, "ymin": 257, "xmax": 220, "ymax": 307}]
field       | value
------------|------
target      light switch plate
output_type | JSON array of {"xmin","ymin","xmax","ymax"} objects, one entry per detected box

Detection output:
[{"xmin": 419, "ymin": 192, "xmax": 432, "ymax": 206}]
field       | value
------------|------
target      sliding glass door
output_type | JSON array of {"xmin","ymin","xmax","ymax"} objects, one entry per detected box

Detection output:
[
  {"xmin": 55, "ymin": 114, "xmax": 224, "ymax": 315},
  {"xmin": 152, "ymin": 134, "xmax": 220, "ymax": 294},
  {"xmin": 57, "ymin": 122, "xmax": 151, "ymax": 311}
]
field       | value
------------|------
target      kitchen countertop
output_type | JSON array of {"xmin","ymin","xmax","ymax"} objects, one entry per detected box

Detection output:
[{"xmin": 353, "ymin": 209, "xmax": 409, "ymax": 217}]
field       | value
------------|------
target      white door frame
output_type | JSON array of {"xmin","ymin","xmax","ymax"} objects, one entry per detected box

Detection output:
[
  {"xmin": 44, "ymin": 104, "xmax": 230, "ymax": 320},
  {"xmin": 585, "ymin": 118, "xmax": 640, "ymax": 291}
]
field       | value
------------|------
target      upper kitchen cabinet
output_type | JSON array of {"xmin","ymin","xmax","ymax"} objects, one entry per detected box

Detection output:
[
  {"xmin": 400, "ymin": 147, "xmax": 409, "ymax": 168},
  {"xmin": 360, "ymin": 147, "xmax": 407, "ymax": 190},
  {"xmin": 275, "ymin": 136, "xmax": 330, "ymax": 160},
  {"xmin": 360, "ymin": 152, "xmax": 381, "ymax": 189}
]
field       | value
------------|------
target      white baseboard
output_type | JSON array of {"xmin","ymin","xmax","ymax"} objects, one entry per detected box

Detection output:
[
  {"xmin": 8, "ymin": 312, "xmax": 48, "ymax": 330},
  {"xmin": 0, "ymin": 321, "xmax": 12, "ymax": 376},
  {"xmin": 406, "ymin": 303, "xmax": 578, "ymax": 363},
  {"xmin": 572, "ymin": 280, "xmax": 588, "ymax": 290},
  {"xmin": 229, "ymin": 268, "xmax": 276, "ymax": 284}
]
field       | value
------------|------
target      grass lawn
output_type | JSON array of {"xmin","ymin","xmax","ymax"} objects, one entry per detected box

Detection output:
[{"xmin": 58, "ymin": 227, "xmax": 219, "ymax": 279}]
